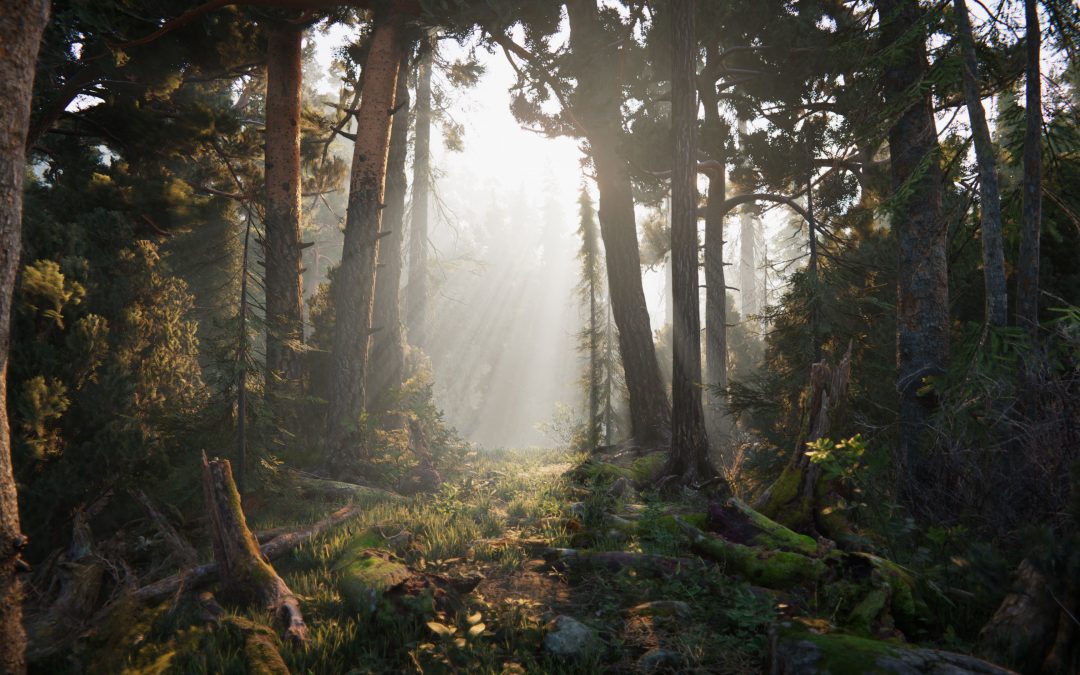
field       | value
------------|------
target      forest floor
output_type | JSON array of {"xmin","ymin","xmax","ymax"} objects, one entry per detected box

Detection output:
[{"xmin": 59, "ymin": 446, "xmax": 1011, "ymax": 674}]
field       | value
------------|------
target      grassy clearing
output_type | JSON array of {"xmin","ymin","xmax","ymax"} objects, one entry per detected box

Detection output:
[{"xmin": 70, "ymin": 447, "xmax": 775, "ymax": 674}]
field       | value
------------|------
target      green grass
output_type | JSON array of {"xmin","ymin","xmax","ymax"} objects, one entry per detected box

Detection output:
[{"xmin": 67, "ymin": 446, "xmax": 773, "ymax": 675}]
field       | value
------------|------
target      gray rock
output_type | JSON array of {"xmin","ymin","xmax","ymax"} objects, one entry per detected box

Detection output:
[
  {"xmin": 637, "ymin": 648, "xmax": 687, "ymax": 673},
  {"xmin": 608, "ymin": 476, "xmax": 635, "ymax": 498},
  {"xmin": 543, "ymin": 615, "xmax": 600, "ymax": 658}
]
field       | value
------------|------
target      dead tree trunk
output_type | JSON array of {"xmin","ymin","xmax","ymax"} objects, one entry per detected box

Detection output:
[
  {"xmin": 667, "ymin": 0, "xmax": 715, "ymax": 483},
  {"xmin": 201, "ymin": 453, "xmax": 309, "ymax": 644},
  {"xmin": 368, "ymin": 47, "xmax": 410, "ymax": 407},
  {"xmin": 327, "ymin": 8, "xmax": 404, "ymax": 457},
  {"xmin": 0, "ymin": 2, "xmax": 50, "ymax": 671},
  {"xmin": 758, "ymin": 344, "xmax": 853, "ymax": 541},
  {"xmin": 264, "ymin": 24, "xmax": 305, "ymax": 389}
]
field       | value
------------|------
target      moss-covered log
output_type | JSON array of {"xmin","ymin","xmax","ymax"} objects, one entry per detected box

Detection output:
[
  {"xmin": 674, "ymin": 516, "xmax": 826, "ymax": 589},
  {"xmin": 707, "ymin": 498, "xmax": 820, "ymax": 556},
  {"xmin": 768, "ymin": 620, "xmax": 1016, "ymax": 675},
  {"xmin": 674, "ymin": 505, "xmax": 923, "ymax": 635},
  {"xmin": 201, "ymin": 453, "xmax": 308, "ymax": 644}
]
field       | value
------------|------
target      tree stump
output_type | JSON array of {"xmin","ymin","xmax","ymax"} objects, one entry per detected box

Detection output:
[
  {"xmin": 757, "ymin": 343, "xmax": 855, "ymax": 542},
  {"xmin": 201, "ymin": 452, "xmax": 308, "ymax": 644}
]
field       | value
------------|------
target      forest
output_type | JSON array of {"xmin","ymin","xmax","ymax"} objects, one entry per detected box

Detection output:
[{"xmin": 0, "ymin": 0, "xmax": 1079, "ymax": 673}]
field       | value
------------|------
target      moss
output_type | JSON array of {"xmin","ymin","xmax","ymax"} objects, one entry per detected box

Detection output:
[
  {"xmin": 775, "ymin": 621, "xmax": 902, "ymax": 674},
  {"xmin": 846, "ymin": 587, "xmax": 889, "ymax": 634},
  {"xmin": 84, "ymin": 597, "xmax": 169, "ymax": 675},
  {"xmin": 587, "ymin": 461, "xmax": 636, "ymax": 483},
  {"xmin": 693, "ymin": 535, "xmax": 825, "ymax": 589},
  {"xmin": 631, "ymin": 453, "xmax": 667, "ymax": 483},
  {"xmin": 244, "ymin": 628, "xmax": 290, "ymax": 674},
  {"xmin": 728, "ymin": 499, "xmax": 819, "ymax": 555},
  {"xmin": 761, "ymin": 464, "xmax": 815, "ymax": 532},
  {"xmin": 335, "ymin": 548, "xmax": 414, "ymax": 615}
]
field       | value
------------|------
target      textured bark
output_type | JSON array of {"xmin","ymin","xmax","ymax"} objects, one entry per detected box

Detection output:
[
  {"xmin": 264, "ymin": 25, "xmax": 305, "ymax": 388},
  {"xmin": 0, "ymin": 2, "xmax": 50, "ymax": 671},
  {"xmin": 1016, "ymin": 0, "xmax": 1041, "ymax": 332},
  {"xmin": 700, "ymin": 54, "xmax": 728, "ymax": 406},
  {"xmin": 667, "ymin": 0, "xmax": 714, "ymax": 482},
  {"xmin": 406, "ymin": 34, "xmax": 434, "ymax": 349},
  {"xmin": 954, "ymin": 0, "xmax": 1008, "ymax": 328},
  {"xmin": 877, "ymin": 0, "xmax": 948, "ymax": 487},
  {"xmin": 327, "ymin": 10, "xmax": 403, "ymax": 454},
  {"xmin": 368, "ymin": 47, "xmax": 410, "ymax": 406},
  {"xmin": 201, "ymin": 454, "xmax": 308, "ymax": 643},
  {"xmin": 566, "ymin": 0, "xmax": 670, "ymax": 444}
]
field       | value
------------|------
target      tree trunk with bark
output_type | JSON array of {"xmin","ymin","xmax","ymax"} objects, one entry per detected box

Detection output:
[
  {"xmin": 736, "ymin": 120, "xmax": 759, "ymax": 324},
  {"xmin": 0, "ymin": 2, "xmax": 50, "ymax": 671},
  {"xmin": 1016, "ymin": 0, "xmax": 1041, "ymax": 332},
  {"xmin": 264, "ymin": 24, "xmax": 305, "ymax": 389},
  {"xmin": 566, "ymin": 0, "xmax": 670, "ymax": 445},
  {"xmin": 667, "ymin": 0, "xmax": 714, "ymax": 483},
  {"xmin": 877, "ymin": 0, "xmax": 948, "ymax": 493},
  {"xmin": 201, "ymin": 454, "xmax": 308, "ymax": 644},
  {"xmin": 327, "ymin": 10, "xmax": 403, "ymax": 456},
  {"xmin": 954, "ymin": 0, "xmax": 1008, "ymax": 328},
  {"xmin": 368, "ymin": 47, "xmax": 410, "ymax": 407},
  {"xmin": 407, "ymin": 34, "xmax": 434, "ymax": 349},
  {"xmin": 699, "ymin": 52, "xmax": 728, "ymax": 414}
]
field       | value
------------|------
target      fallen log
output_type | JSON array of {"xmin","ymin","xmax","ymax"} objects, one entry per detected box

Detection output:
[
  {"xmin": 285, "ymin": 468, "xmax": 404, "ymax": 502},
  {"xmin": 201, "ymin": 453, "xmax": 308, "ymax": 643},
  {"xmin": 132, "ymin": 501, "xmax": 363, "ymax": 604},
  {"xmin": 673, "ymin": 516, "xmax": 826, "ymax": 589}
]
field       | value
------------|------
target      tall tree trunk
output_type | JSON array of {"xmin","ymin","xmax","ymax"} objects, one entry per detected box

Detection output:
[
  {"xmin": 368, "ymin": 47, "xmax": 410, "ymax": 407},
  {"xmin": 699, "ymin": 49, "xmax": 729, "ymax": 452},
  {"xmin": 0, "ymin": 2, "xmax": 50, "ymax": 671},
  {"xmin": 806, "ymin": 141, "xmax": 822, "ymax": 364},
  {"xmin": 877, "ymin": 0, "xmax": 948, "ymax": 491},
  {"xmin": 264, "ymin": 25, "xmax": 305, "ymax": 389},
  {"xmin": 566, "ymin": 0, "xmax": 670, "ymax": 445},
  {"xmin": 1016, "ymin": 0, "xmax": 1041, "ymax": 332},
  {"xmin": 327, "ymin": 10, "xmax": 403, "ymax": 455},
  {"xmin": 667, "ymin": 0, "xmax": 714, "ymax": 482},
  {"xmin": 736, "ymin": 120, "xmax": 759, "ymax": 323},
  {"xmin": 407, "ymin": 34, "xmax": 434, "ymax": 349},
  {"xmin": 954, "ymin": 0, "xmax": 1008, "ymax": 328}
]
